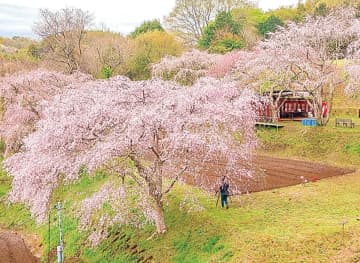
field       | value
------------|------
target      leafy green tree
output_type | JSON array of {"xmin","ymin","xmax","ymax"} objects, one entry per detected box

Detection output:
[
  {"xmin": 314, "ymin": 2, "xmax": 329, "ymax": 16},
  {"xmin": 198, "ymin": 11, "xmax": 244, "ymax": 53},
  {"xmin": 99, "ymin": 65, "xmax": 113, "ymax": 79},
  {"xmin": 267, "ymin": 4, "xmax": 306, "ymax": 23},
  {"xmin": 256, "ymin": 15, "xmax": 284, "ymax": 37},
  {"xmin": 127, "ymin": 31, "xmax": 183, "ymax": 80},
  {"xmin": 293, "ymin": 2, "xmax": 307, "ymax": 22},
  {"xmin": 232, "ymin": 6, "xmax": 267, "ymax": 26},
  {"xmin": 304, "ymin": 0, "xmax": 360, "ymax": 15},
  {"xmin": 306, "ymin": 0, "xmax": 358, "ymax": 8},
  {"xmin": 209, "ymin": 38, "xmax": 244, "ymax": 53},
  {"xmin": 129, "ymin": 19, "xmax": 164, "ymax": 38},
  {"xmin": 231, "ymin": 7, "xmax": 266, "ymax": 47},
  {"xmin": 127, "ymin": 52, "xmax": 152, "ymax": 80},
  {"xmin": 27, "ymin": 44, "xmax": 41, "ymax": 59},
  {"xmin": 197, "ymin": 22, "xmax": 217, "ymax": 49}
]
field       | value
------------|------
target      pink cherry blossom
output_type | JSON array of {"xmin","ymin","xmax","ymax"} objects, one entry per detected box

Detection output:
[
  {"xmin": 231, "ymin": 8, "xmax": 360, "ymax": 125},
  {"xmin": 5, "ymin": 74, "xmax": 258, "ymax": 234},
  {"xmin": 152, "ymin": 49, "xmax": 220, "ymax": 85},
  {"xmin": 0, "ymin": 69, "xmax": 93, "ymax": 156},
  {"xmin": 344, "ymin": 63, "xmax": 360, "ymax": 97}
]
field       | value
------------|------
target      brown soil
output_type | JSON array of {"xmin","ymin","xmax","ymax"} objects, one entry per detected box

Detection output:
[
  {"xmin": 0, "ymin": 230, "xmax": 39, "ymax": 263},
  {"xmin": 250, "ymin": 156, "xmax": 355, "ymax": 192},
  {"xmin": 185, "ymin": 155, "xmax": 355, "ymax": 193}
]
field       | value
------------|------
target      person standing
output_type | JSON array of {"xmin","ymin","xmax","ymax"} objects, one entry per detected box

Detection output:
[{"xmin": 219, "ymin": 176, "xmax": 230, "ymax": 209}]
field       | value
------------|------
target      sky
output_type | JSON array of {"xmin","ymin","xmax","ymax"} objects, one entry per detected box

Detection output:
[{"xmin": 0, "ymin": 0, "xmax": 300, "ymax": 38}]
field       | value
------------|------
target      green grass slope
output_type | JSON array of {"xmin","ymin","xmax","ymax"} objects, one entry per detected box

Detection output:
[
  {"xmin": 257, "ymin": 120, "xmax": 360, "ymax": 168},
  {"xmin": 0, "ymin": 121, "xmax": 359, "ymax": 262}
]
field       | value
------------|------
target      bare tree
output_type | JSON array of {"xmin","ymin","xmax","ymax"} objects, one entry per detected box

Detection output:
[
  {"xmin": 33, "ymin": 8, "xmax": 93, "ymax": 73},
  {"xmin": 165, "ymin": 0, "xmax": 253, "ymax": 44},
  {"xmin": 81, "ymin": 32, "xmax": 135, "ymax": 77}
]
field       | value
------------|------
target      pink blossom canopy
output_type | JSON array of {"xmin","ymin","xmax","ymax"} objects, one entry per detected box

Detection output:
[{"xmin": 5, "ymin": 74, "xmax": 258, "ymax": 221}]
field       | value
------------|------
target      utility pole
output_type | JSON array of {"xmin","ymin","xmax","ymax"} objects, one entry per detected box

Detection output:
[
  {"xmin": 48, "ymin": 212, "xmax": 51, "ymax": 263},
  {"xmin": 56, "ymin": 202, "xmax": 64, "ymax": 263}
]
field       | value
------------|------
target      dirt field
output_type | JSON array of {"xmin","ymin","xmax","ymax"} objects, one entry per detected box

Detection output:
[
  {"xmin": 251, "ymin": 156, "xmax": 355, "ymax": 192},
  {"xmin": 187, "ymin": 155, "xmax": 355, "ymax": 194},
  {"xmin": 0, "ymin": 230, "xmax": 39, "ymax": 263}
]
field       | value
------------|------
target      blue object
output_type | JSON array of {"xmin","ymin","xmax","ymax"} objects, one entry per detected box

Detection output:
[
  {"xmin": 301, "ymin": 118, "xmax": 317, "ymax": 127},
  {"xmin": 221, "ymin": 194, "xmax": 228, "ymax": 208}
]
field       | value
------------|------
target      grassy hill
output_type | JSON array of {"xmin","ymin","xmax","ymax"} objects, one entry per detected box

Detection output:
[
  {"xmin": 0, "ymin": 119, "xmax": 360, "ymax": 262},
  {"xmin": 257, "ymin": 120, "xmax": 360, "ymax": 169}
]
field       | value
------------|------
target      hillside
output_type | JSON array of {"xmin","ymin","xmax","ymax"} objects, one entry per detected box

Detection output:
[{"xmin": 0, "ymin": 118, "xmax": 359, "ymax": 262}]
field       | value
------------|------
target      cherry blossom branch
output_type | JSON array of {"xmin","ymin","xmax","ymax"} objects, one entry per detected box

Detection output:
[{"xmin": 163, "ymin": 165, "xmax": 188, "ymax": 195}]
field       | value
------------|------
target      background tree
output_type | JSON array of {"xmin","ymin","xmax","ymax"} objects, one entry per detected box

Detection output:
[
  {"xmin": 232, "ymin": 49, "xmax": 293, "ymax": 122},
  {"xmin": 0, "ymin": 36, "xmax": 38, "ymax": 50},
  {"xmin": 208, "ymin": 50, "xmax": 242, "ymax": 78},
  {"xmin": 264, "ymin": 8, "xmax": 360, "ymax": 125},
  {"xmin": 267, "ymin": 5, "xmax": 306, "ymax": 23},
  {"xmin": 165, "ymin": 0, "xmax": 252, "ymax": 44},
  {"xmin": 81, "ymin": 31, "xmax": 134, "ymax": 78},
  {"xmin": 304, "ymin": 0, "xmax": 360, "ymax": 12},
  {"xmin": 27, "ymin": 43, "xmax": 42, "ymax": 59},
  {"xmin": 314, "ymin": 2, "xmax": 329, "ymax": 16},
  {"xmin": 127, "ymin": 31, "xmax": 183, "ymax": 80},
  {"xmin": 0, "ymin": 69, "xmax": 92, "ymax": 157},
  {"xmin": 0, "ymin": 37, "xmax": 40, "ymax": 76},
  {"xmin": 344, "ymin": 63, "xmax": 360, "ymax": 98},
  {"xmin": 198, "ymin": 11, "xmax": 245, "ymax": 53},
  {"xmin": 344, "ymin": 63, "xmax": 360, "ymax": 97},
  {"xmin": 232, "ymin": 8, "xmax": 360, "ymax": 125},
  {"xmin": 226, "ymin": 5, "xmax": 303, "ymax": 48},
  {"xmin": 33, "ymin": 8, "xmax": 93, "ymax": 73},
  {"xmin": 256, "ymin": 15, "xmax": 284, "ymax": 37},
  {"xmin": 152, "ymin": 49, "xmax": 220, "ymax": 85},
  {"xmin": 129, "ymin": 19, "xmax": 164, "ymax": 38},
  {"xmin": 231, "ymin": 6, "xmax": 266, "ymax": 47}
]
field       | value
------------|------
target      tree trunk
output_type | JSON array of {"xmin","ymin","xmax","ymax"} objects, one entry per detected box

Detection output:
[
  {"xmin": 148, "ymin": 176, "xmax": 166, "ymax": 234},
  {"xmin": 322, "ymin": 83, "xmax": 335, "ymax": 126},
  {"xmin": 270, "ymin": 98, "xmax": 284, "ymax": 122},
  {"xmin": 153, "ymin": 200, "xmax": 166, "ymax": 234},
  {"xmin": 310, "ymin": 90, "xmax": 323, "ymax": 125},
  {"xmin": 269, "ymin": 90, "xmax": 286, "ymax": 123},
  {"xmin": 271, "ymin": 106, "xmax": 278, "ymax": 123},
  {"xmin": 129, "ymin": 133, "xmax": 167, "ymax": 234}
]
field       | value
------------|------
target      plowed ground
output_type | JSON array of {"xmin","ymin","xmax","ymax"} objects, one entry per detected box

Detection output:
[
  {"xmin": 0, "ymin": 231, "xmax": 38, "ymax": 263},
  {"xmin": 186, "ymin": 156, "xmax": 355, "ymax": 194},
  {"xmin": 251, "ymin": 156, "xmax": 355, "ymax": 192}
]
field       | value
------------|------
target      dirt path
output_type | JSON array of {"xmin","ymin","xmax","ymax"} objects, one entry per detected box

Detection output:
[
  {"xmin": 186, "ymin": 155, "xmax": 355, "ymax": 193},
  {"xmin": 0, "ymin": 230, "xmax": 39, "ymax": 263}
]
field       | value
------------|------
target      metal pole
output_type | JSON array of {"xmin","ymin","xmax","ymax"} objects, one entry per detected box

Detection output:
[
  {"xmin": 56, "ymin": 202, "xmax": 64, "ymax": 263},
  {"xmin": 48, "ymin": 212, "xmax": 51, "ymax": 263}
]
